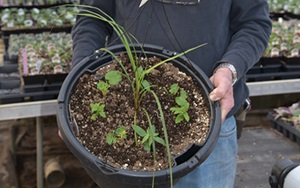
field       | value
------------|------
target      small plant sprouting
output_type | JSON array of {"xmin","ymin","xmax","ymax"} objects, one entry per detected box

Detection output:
[
  {"xmin": 132, "ymin": 124, "xmax": 165, "ymax": 151},
  {"xmin": 169, "ymin": 84, "xmax": 179, "ymax": 95},
  {"xmin": 97, "ymin": 70, "xmax": 122, "ymax": 96},
  {"xmin": 106, "ymin": 126, "xmax": 127, "ymax": 145},
  {"xmin": 97, "ymin": 81, "xmax": 110, "ymax": 96},
  {"xmin": 170, "ymin": 90, "xmax": 190, "ymax": 124},
  {"xmin": 90, "ymin": 103, "xmax": 106, "ymax": 120}
]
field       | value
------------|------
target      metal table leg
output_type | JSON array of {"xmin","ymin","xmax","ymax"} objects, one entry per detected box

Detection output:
[{"xmin": 36, "ymin": 117, "xmax": 44, "ymax": 188}]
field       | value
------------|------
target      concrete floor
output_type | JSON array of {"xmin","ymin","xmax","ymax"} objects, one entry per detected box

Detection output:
[
  {"xmin": 0, "ymin": 111, "xmax": 300, "ymax": 188},
  {"xmin": 235, "ymin": 127, "xmax": 300, "ymax": 188},
  {"xmin": 235, "ymin": 111, "xmax": 300, "ymax": 188}
]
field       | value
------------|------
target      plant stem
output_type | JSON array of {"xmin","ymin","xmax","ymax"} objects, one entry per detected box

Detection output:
[
  {"xmin": 133, "ymin": 111, "xmax": 138, "ymax": 146},
  {"xmin": 150, "ymin": 90, "xmax": 173, "ymax": 187},
  {"xmin": 143, "ymin": 43, "xmax": 207, "ymax": 75}
]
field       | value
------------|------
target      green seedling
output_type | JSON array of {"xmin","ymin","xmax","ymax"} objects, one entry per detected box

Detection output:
[
  {"xmin": 97, "ymin": 70, "xmax": 122, "ymax": 96},
  {"xmin": 90, "ymin": 103, "xmax": 106, "ymax": 120},
  {"xmin": 97, "ymin": 81, "xmax": 110, "ymax": 96},
  {"xmin": 170, "ymin": 90, "xmax": 190, "ymax": 124},
  {"xmin": 106, "ymin": 126, "xmax": 127, "ymax": 145},
  {"xmin": 132, "ymin": 124, "xmax": 165, "ymax": 151},
  {"xmin": 169, "ymin": 84, "xmax": 179, "ymax": 95}
]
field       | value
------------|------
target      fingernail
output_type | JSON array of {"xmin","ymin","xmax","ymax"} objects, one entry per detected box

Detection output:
[
  {"xmin": 209, "ymin": 93, "xmax": 221, "ymax": 101},
  {"xmin": 209, "ymin": 93, "xmax": 219, "ymax": 101}
]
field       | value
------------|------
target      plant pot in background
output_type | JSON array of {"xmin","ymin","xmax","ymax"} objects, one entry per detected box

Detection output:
[{"xmin": 57, "ymin": 44, "xmax": 221, "ymax": 188}]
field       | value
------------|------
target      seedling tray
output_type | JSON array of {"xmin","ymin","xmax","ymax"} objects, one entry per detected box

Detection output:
[
  {"xmin": 259, "ymin": 58, "xmax": 285, "ymax": 73},
  {"xmin": 0, "ymin": 73, "xmax": 67, "ymax": 104},
  {"xmin": 22, "ymin": 73, "xmax": 68, "ymax": 84},
  {"xmin": 246, "ymin": 62, "xmax": 262, "ymax": 74},
  {"xmin": 268, "ymin": 112, "xmax": 300, "ymax": 145},
  {"xmin": 0, "ymin": 90, "xmax": 60, "ymax": 104},
  {"xmin": 21, "ymin": 73, "xmax": 67, "ymax": 92},
  {"xmin": 283, "ymin": 58, "xmax": 300, "ymax": 72},
  {"xmin": 246, "ymin": 71, "xmax": 300, "ymax": 82}
]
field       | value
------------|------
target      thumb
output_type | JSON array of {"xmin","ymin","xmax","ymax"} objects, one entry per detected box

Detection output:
[{"xmin": 209, "ymin": 88, "xmax": 221, "ymax": 101}]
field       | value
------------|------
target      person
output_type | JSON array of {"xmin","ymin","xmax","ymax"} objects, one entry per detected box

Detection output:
[{"xmin": 71, "ymin": 0, "xmax": 272, "ymax": 187}]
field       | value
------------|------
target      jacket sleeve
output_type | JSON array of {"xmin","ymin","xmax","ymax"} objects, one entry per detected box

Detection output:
[
  {"xmin": 71, "ymin": 0, "xmax": 116, "ymax": 66},
  {"xmin": 218, "ymin": 0, "xmax": 272, "ymax": 80}
]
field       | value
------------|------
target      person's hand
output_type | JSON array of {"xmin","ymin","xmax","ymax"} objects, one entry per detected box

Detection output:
[
  {"xmin": 58, "ymin": 130, "xmax": 63, "ymax": 139},
  {"xmin": 209, "ymin": 67, "xmax": 234, "ymax": 123}
]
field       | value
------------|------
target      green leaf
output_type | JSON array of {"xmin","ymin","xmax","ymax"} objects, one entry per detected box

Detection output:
[
  {"xmin": 90, "ymin": 103, "xmax": 100, "ymax": 113},
  {"xmin": 105, "ymin": 70, "xmax": 122, "ymax": 85},
  {"xmin": 97, "ymin": 81, "xmax": 109, "ymax": 96},
  {"xmin": 149, "ymin": 124, "xmax": 156, "ymax": 133},
  {"xmin": 175, "ymin": 97, "xmax": 188, "ymax": 106},
  {"xmin": 182, "ymin": 102, "xmax": 190, "ymax": 111},
  {"xmin": 169, "ymin": 84, "xmax": 179, "ymax": 95},
  {"xmin": 144, "ymin": 144, "xmax": 151, "ymax": 151},
  {"xmin": 170, "ymin": 107, "xmax": 182, "ymax": 114},
  {"xmin": 106, "ymin": 132, "xmax": 116, "ymax": 145},
  {"xmin": 142, "ymin": 80, "xmax": 151, "ymax": 91},
  {"xmin": 154, "ymin": 136, "xmax": 166, "ymax": 146},
  {"xmin": 116, "ymin": 126, "xmax": 126, "ymax": 139},
  {"xmin": 180, "ymin": 90, "xmax": 188, "ymax": 99},
  {"xmin": 175, "ymin": 114, "xmax": 184, "ymax": 124},
  {"xmin": 183, "ymin": 112, "xmax": 190, "ymax": 122},
  {"xmin": 99, "ymin": 110, "xmax": 106, "ymax": 118},
  {"xmin": 90, "ymin": 103, "xmax": 106, "ymax": 118},
  {"xmin": 137, "ymin": 66, "xmax": 144, "ymax": 75},
  {"xmin": 90, "ymin": 114, "xmax": 98, "ymax": 121},
  {"xmin": 97, "ymin": 104, "xmax": 106, "ymax": 118},
  {"xmin": 142, "ymin": 133, "xmax": 150, "ymax": 144},
  {"xmin": 132, "ymin": 125, "xmax": 146, "ymax": 137}
]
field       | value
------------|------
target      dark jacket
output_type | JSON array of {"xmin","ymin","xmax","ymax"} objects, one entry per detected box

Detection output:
[{"xmin": 72, "ymin": 0, "xmax": 272, "ymax": 117}]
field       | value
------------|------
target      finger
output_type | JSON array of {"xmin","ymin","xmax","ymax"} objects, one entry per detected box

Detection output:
[
  {"xmin": 219, "ymin": 87, "xmax": 234, "ymax": 123},
  {"xmin": 58, "ymin": 130, "xmax": 63, "ymax": 139},
  {"xmin": 209, "ymin": 88, "xmax": 221, "ymax": 101},
  {"xmin": 209, "ymin": 82, "xmax": 230, "ymax": 101}
]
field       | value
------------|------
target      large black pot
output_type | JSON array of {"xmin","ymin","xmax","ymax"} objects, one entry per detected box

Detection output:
[{"xmin": 57, "ymin": 44, "xmax": 221, "ymax": 188}]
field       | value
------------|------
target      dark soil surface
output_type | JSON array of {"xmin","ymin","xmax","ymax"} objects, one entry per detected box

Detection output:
[{"xmin": 69, "ymin": 53, "xmax": 211, "ymax": 171}]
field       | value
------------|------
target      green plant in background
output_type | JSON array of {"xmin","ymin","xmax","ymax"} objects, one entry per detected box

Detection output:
[
  {"xmin": 274, "ymin": 101, "xmax": 300, "ymax": 130},
  {"xmin": 13, "ymin": 32, "xmax": 73, "ymax": 75},
  {"xmin": 0, "ymin": 6, "xmax": 78, "ymax": 29}
]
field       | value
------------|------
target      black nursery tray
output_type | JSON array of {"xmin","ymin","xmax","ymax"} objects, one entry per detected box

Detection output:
[
  {"xmin": 246, "ymin": 57, "xmax": 300, "ymax": 82},
  {"xmin": 21, "ymin": 73, "xmax": 68, "ymax": 92},
  {"xmin": 0, "ymin": 73, "xmax": 67, "ymax": 104},
  {"xmin": 283, "ymin": 58, "xmax": 300, "ymax": 72},
  {"xmin": 1, "ymin": 26, "xmax": 72, "ymax": 36},
  {"xmin": 0, "ymin": 90, "xmax": 60, "ymax": 104},
  {"xmin": 246, "ymin": 71, "xmax": 300, "ymax": 82},
  {"xmin": 246, "ymin": 62, "xmax": 262, "ymax": 74},
  {"xmin": 259, "ymin": 57, "xmax": 285, "ymax": 73},
  {"xmin": 268, "ymin": 112, "xmax": 300, "ymax": 146}
]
